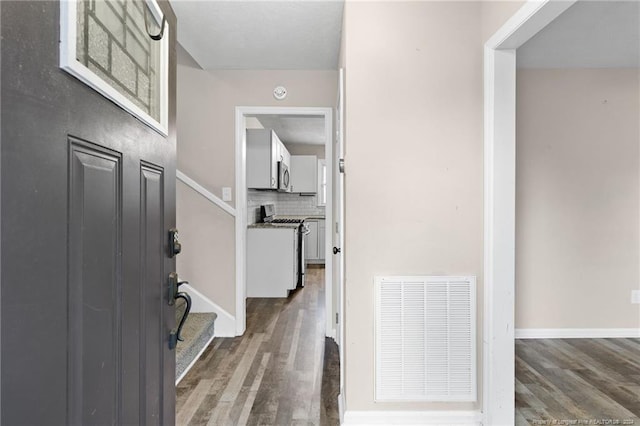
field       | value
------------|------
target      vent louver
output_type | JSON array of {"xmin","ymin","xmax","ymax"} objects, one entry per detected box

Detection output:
[{"xmin": 375, "ymin": 276, "xmax": 476, "ymax": 402}]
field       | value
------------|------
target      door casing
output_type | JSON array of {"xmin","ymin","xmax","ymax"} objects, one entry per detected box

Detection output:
[{"xmin": 482, "ymin": 1, "xmax": 577, "ymax": 423}]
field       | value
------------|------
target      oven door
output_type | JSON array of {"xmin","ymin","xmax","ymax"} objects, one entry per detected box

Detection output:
[{"xmin": 278, "ymin": 161, "xmax": 290, "ymax": 192}]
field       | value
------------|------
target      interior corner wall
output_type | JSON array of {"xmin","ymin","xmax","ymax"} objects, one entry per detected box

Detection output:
[
  {"xmin": 515, "ymin": 68, "xmax": 640, "ymax": 330},
  {"xmin": 176, "ymin": 53, "xmax": 337, "ymax": 315}
]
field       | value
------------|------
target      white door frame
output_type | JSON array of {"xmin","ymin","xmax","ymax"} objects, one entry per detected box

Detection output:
[
  {"xmin": 336, "ymin": 68, "xmax": 346, "ymax": 420},
  {"xmin": 234, "ymin": 106, "xmax": 334, "ymax": 337},
  {"xmin": 482, "ymin": 1, "xmax": 576, "ymax": 423}
]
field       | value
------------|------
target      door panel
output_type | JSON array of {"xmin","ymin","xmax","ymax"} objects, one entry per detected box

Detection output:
[
  {"xmin": 68, "ymin": 140, "xmax": 123, "ymax": 426},
  {"xmin": 141, "ymin": 163, "xmax": 165, "ymax": 424},
  {"xmin": 1, "ymin": 1, "xmax": 177, "ymax": 425}
]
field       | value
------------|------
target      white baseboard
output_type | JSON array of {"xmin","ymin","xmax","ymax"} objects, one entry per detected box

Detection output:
[
  {"xmin": 342, "ymin": 410, "xmax": 482, "ymax": 425},
  {"xmin": 338, "ymin": 393, "xmax": 345, "ymax": 425},
  {"xmin": 515, "ymin": 328, "xmax": 640, "ymax": 339},
  {"xmin": 181, "ymin": 283, "xmax": 236, "ymax": 337}
]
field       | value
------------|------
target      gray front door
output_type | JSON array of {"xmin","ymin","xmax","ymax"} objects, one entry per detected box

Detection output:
[{"xmin": 1, "ymin": 1, "xmax": 177, "ymax": 424}]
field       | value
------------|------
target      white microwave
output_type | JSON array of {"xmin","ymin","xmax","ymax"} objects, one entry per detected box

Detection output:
[{"xmin": 278, "ymin": 161, "xmax": 290, "ymax": 192}]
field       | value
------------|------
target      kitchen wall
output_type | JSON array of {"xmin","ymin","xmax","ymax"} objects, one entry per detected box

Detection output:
[
  {"xmin": 342, "ymin": 0, "xmax": 525, "ymax": 413},
  {"xmin": 247, "ymin": 190, "xmax": 325, "ymax": 224},
  {"xmin": 516, "ymin": 68, "xmax": 640, "ymax": 330},
  {"xmin": 176, "ymin": 43, "xmax": 337, "ymax": 315}
]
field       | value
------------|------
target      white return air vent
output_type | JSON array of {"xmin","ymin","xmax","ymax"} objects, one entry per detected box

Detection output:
[{"xmin": 375, "ymin": 276, "xmax": 476, "ymax": 402}]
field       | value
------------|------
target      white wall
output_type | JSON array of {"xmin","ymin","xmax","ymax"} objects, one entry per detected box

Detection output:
[
  {"xmin": 516, "ymin": 68, "xmax": 640, "ymax": 330},
  {"xmin": 176, "ymin": 44, "xmax": 337, "ymax": 315},
  {"xmin": 341, "ymin": 0, "xmax": 525, "ymax": 412}
]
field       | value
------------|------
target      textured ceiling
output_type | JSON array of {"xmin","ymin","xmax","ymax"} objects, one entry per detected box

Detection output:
[
  {"xmin": 518, "ymin": 0, "xmax": 640, "ymax": 68},
  {"xmin": 170, "ymin": 1, "xmax": 344, "ymax": 70},
  {"xmin": 255, "ymin": 115, "xmax": 325, "ymax": 145}
]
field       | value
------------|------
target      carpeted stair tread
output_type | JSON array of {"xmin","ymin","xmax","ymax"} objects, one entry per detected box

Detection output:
[{"xmin": 175, "ymin": 300, "xmax": 216, "ymax": 381}]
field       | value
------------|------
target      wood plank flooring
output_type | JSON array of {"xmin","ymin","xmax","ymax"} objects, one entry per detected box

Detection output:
[
  {"xmin": 516, "ymin": 338, "xmax": 640, "ymax": 425},
  {"xmin": 176, "ymin": 266, "xmax": 339, "ymax": 426}
]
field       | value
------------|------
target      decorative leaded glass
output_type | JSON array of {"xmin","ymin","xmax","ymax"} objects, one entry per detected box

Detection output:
[{"xmin": 76, "ymin": 0, "xmax": 163, "ymax": 122}]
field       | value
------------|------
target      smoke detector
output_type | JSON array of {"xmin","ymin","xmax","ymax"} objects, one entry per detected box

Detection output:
[{"xmin": 273, "ymin": 86, "xmax": 287, "ymax": 100}]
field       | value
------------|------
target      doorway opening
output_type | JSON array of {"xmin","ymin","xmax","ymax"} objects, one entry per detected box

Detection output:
[
  {"xmin": 234, "ymin": 106, "xmax": 335, "ymax": 339},
  {"xmin": 484, "ymin": 0, "xmax": 640, "ymax": 423}
]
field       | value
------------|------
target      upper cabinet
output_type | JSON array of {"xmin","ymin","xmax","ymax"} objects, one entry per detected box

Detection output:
[
  {"xmin": 276, "ymin": 138, "xmax": 290, "ymax": 169},
  {"xmin": 246, "ymin": 129, "xmax": 290, "ymax": 190},
  {"xmin": 290, "ymin": 155, "xmax": 318, "ymax": 194}
]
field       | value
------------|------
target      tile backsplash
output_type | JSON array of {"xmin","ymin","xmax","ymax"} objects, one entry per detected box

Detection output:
[{"xmin": 247, "ymin": 190, "xmax": 325, "ymax": 224}]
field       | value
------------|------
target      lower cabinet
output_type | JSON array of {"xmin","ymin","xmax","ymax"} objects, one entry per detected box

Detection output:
[
  {"xmin": 305, "ymin": 219, "xmax": 325, "ymax": 264},
  {"xmin": 247, "ymin": 228, "xmax": 298, "ymax": 297}
]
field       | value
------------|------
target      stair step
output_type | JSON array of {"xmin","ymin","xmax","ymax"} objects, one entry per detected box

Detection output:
[{"xmin": 175, "ymin": 301, "xmax": 217, "ymax": 381}]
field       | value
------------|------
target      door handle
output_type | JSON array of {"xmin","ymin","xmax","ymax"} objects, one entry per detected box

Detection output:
[
  {"xmin": 168, "ymin": 272, "xmax": 178, "ymax": 306},
  {"xmin": 168, "ymin": 274, "xmax": 192, "ymax": 350},
  {"xmin": 170, "ymin": 291, "xmax": 191, "ymax": 350},
  {"xmin": 333, "ymin": 247, "xmax": 341, "ymax": 255}
]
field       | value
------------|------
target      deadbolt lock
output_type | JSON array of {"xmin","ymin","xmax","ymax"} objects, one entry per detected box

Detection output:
[{"xmin": 169, "ymin": 228, "xmax": 181, "ymax": 257}]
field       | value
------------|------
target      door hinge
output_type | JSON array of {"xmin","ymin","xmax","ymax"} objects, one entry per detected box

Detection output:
[
  {"xmin": 336, "ymin": 312, "xmax": 339, "ymax": 324},
  {"xmin": 335, "ymin": 222, "xmax": 339, "ymax": 234},
  {"xmin": 339, "ymin": 158, "xmax": 345, "ymax": 174}
]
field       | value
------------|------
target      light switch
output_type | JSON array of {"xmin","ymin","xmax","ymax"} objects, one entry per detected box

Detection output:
[
  {"xmin": 222, "ymin": 187, "xmax": 232, "ymax": 202},
  {"xmin": 632, "ymin": 290, "xmax": 640, "ymax": 304}
]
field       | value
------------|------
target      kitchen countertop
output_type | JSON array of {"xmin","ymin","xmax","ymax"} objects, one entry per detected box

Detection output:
[
  {"xmin": 247, "ymin": 223, "xmax": 300, "ymax": 229},
  {"xmin": 275, "ymin": 215, "xmax": 325, "ymax": 221},
  {"xmin": 247, "ymin": 215, "xmax": 326, "ymax": 229}
]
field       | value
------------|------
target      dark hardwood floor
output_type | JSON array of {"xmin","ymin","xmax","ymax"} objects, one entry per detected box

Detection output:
[
  {"xmin": 516, "ymin": 338, "xmax": 640, "ymax": 425},
  {"xmin": 176, "ymin": 266, "xmax": 340, "ymax": 425}
]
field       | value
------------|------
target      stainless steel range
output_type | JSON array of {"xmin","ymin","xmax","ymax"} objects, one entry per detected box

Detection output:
[{"xmin": 260, "ymin": 204, "xmax": 309, "ymax": 287}]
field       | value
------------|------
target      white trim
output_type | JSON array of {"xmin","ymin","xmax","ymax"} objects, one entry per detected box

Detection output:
[
  {"xmin": 235, "ymin": 107, "xmax": 334, "ymax": 338},
  {"xmin": 328, "ymin": 327, "xmax": 337, "ymax": 341},
  {"xmin": 176, "ymin": 170, "xmax": 236, "ymax": 217},
  {"xmin": 485, "ymin": 1, "xmax": 576, "ymax": 50},
  {"xmin": 174, "ymin": 332, "xmax": 215, "ymax": 385},
  {"xmin": 324, "ymin": 108, "xmax": 335, "ymax": 339},
  {"xmin": 59, "ymin": 0, "xmax": 169, "ymax": 136},
  {"xmin": 235, "ymin": 108, "xmax": 247, "ymax": 336},
  {"xmin": 337, "ymin": 67, "xmax": 346, "ymax": 415},
  {"xmin": 338, "ymin": 393, "xmax": 346, "ymax": 425},
  {"xmin": 515, "ymin": 328, "xmax": 640, "ymax": 339},
  {"xmin": 483, "ymin": 1, "xmax": 578, "ymax": 424},
  {"xmin": 181, "ymin": 283, "xmax": 236, "ymax": 338},
  {"xmin": 342, "ymin": 410, "xmax": 482, "ymax": 426}
]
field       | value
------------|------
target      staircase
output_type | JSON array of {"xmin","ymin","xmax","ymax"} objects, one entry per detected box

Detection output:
[{"xmin": 175, "ymin": 299, "xmax": 217, "ymax": 383}]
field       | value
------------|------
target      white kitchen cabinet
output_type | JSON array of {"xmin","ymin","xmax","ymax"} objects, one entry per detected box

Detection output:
[
  {"xmin": 247, "ymin": 227, "xmax": 298, "ymax": 297},
  {"xmin": 246, "ymin": 129, "xmax": 279, "ymax": 190},
  {"xmin": 277, "ymin": 139, "xmax": 290, "ymax": 168},
  {"xmin": 290, "ymin": 155, "xmax": 317, "ymax": 194},
  {"xmin": 304, "ymin": 219, "xmax": 325, "ymax": 264}
]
